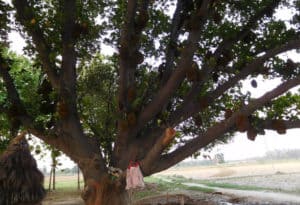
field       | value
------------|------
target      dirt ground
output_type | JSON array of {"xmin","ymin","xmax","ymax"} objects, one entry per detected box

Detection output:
[{"xmin": 43, "ymin": 191, "xmax": 84, "ymax": 205}]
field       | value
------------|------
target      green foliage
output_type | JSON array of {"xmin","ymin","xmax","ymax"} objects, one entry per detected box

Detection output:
[
  {"xmin": 78, "ymin": 54, "xmax": 117, "ymax": 164},
  {"xmin": 263, "ymin": 92, "xmax": 300, "ymax": 120},
  {"xmin": 0, "ymin": 136, "xmax": 9, "ymax": 154},
  {"xmin": 0, "ymin": 49, "xmax": 40, "ymax": 139},
  {"xmin": 0, "ymin": 1, "xmax": 11, "ymax": 44}
]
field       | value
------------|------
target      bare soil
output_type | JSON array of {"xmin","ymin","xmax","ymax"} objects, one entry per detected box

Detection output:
[{"xmin": 43, "ymin": 190, "xmax": 84, "ymax": 205}]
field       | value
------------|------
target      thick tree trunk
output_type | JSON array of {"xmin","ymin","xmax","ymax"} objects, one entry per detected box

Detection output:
[{"xmin": 81, "ymin": 174, "xmax": 129, "ymax": 205}]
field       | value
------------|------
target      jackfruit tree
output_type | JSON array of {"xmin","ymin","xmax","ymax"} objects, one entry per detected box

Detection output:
[{"xmin": 1, "ymin": 0, "xmax": 300, "ymax": 204}]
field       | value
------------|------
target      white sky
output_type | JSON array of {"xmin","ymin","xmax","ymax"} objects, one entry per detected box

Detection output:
[
  {"xmin": 216, "ymin": 75, "xmax": 300, "ymax": 161},
  {"xmin": 4, "ymin": 3, "xmax": 300, "ymax": 170},
  {"xmin": 215, "ymin": 130, "xmax": 300, "ymax": 161}
]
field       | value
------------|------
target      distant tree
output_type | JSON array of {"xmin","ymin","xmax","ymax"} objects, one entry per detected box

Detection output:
[
  {"xmin": 1, "ymin": 1, "xmax": 300, "ymax": 204},
  {"xmin": 264, "ymin": 149, "xmax": 300, "ymax": 160},
  {"xmin": 214, "ymin": 153, "xmax": 225, "ymax": 164},
  {"xmin": 42, "ymin": 166, "xmax": 47, "ymax": 175}
]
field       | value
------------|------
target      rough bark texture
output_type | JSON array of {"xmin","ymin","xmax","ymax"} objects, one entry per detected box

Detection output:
[{"xmin": 81, "ymin": 175, "xmax": 129, "ymax": 205}]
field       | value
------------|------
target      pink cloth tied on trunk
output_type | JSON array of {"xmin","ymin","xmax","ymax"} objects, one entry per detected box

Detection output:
[{"xmin": 126, "ymin": 161, "xmax": 145, "ymax": 190}]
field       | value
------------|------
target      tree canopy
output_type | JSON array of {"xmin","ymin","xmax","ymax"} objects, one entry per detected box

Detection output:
[{"xmin": 1, "ymin": 0, "xmax": 300, "ymax": 204}]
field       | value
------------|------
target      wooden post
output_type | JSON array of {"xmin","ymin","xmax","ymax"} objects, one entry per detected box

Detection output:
[
  {"xmin": 166, "ymin": 192, "xmax": 169, "ymax": 204},
  {"xmin": 180, "ymin": 195, "xmax": 184, "ymax": 205},
  {"xmin": 77, "ymin": 166, "xmax": 80, "ymax": 190},
  {"xmin": 52, "ymin": 164, "xmax": 56, "ymax": 190},
  {"xmin": 48, "ymin": 168, "xmax": 52, "ymax": 191}
]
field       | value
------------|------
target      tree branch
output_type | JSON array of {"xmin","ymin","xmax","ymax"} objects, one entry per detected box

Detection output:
[
  {"xmin": 115, "ymin": 1, "xmax": 212, "ymax": 165},
  {"xmin": 137, "ymin": 38, "xmax": 300, "ymax": 170},
  {"xmin": 121, "ymin": 0, "xmax": 150, "ymax": 100},
  {"xmin": 160, "ymin": 0, "xmax": 185, "ymax": 84},
  {"xmin": 0, "ymin": 59, "xmax": 23, "ymax": 109},
  {"xmin": 168, "ymin": 39, "xmax": 300, "ymax": 127},
  {"xmin": 118, "ymin": 0, "xmax": 138, "ymax": 112},
  {"xmin": 114, "ymin": 0, "xmax": 152, "ymax": 165},
  {"xmin": 0, "ymin": 54, "xmax": 28, "ymax": 136},
  {"xmin": 59, "ymin": 0, "xmax": 78, "ymax": 117},
  {"xmin": 214, "ymin": 0, "xmax": 281, "ymax": 56},
  {"xmin": 170, "ymin": 0, "xmax": 284, "ymax": 118},
  {"xmin": 136, "ymin": 0, "xmax": 211, "ymax": 133},
  {"xmin": 55, "ymin": 1, "xmax": 105, "ymax": 171},
  {"xmin": 0, "ymin": 51, "xmax": 102, "ymax": 173},
  {"xmin": 147, "ymin": 75, "xmax": 300, "ymax": 175},
  {"xmin": 261, "ymin": 119, "xmax": 300, "ymax": 130},
  {"xmin": 140, "ymin": 128, "xmax": 176, "ymax": 172},
  {"xmin": 13, "ymin": 0, "xmax": 59, "ymax": 88},
  {"xmin": 13, "ymin": 1, "xmax": 107, "ymax": 173}
]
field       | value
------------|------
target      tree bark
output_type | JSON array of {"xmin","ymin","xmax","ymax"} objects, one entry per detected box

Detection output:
[{"xmin": 81, "ymin": 174, "xmax": 129, "ymax": 205}]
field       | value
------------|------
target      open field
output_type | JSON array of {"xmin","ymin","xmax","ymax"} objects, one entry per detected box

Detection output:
[
  {"xmin": 44, "ymin": 174, "xmax": 84, "ymax": 190},
  {"xmin": 158, "ymin": 160, "xmax": 300, "ymax": 179}
]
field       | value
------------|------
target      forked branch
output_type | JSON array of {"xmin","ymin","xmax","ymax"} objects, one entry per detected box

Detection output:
[
  {"xmin": 168, "ymin": 38, "xmax": 300, "ymax": 127},
  {"xmin": 136, "ymin": 0, "xmax": 212, "ymax": 133}
]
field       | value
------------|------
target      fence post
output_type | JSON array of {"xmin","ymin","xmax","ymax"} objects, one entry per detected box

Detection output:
[{"xmin": 77, "ymin": 166, "xmax": 80, "ymax": 190}]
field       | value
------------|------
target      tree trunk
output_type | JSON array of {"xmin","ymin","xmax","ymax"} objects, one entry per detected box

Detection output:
[{"xmin": 81, "ymin": 174, "xmax": 129, "ymax": 205}]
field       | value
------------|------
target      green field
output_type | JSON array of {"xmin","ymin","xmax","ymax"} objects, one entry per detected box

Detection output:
[{"xmin": 44, "ymin": 174, "xmax": 84, "ymax": 191}]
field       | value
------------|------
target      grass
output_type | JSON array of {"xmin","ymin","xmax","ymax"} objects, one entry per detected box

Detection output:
[
  {"xmin": 182, "ymin": 185, "xmax": 214, "ymax": 193},
  {"xmin": 44, "ymin": 175, "xmax": 84, "ymax": 203},
  {"xmin": 200, "ymin": 181, "xmax": 268, "ymax": 191},
  {"xmin": 163, "ymin": 175, "xmax": 277, "ymax": 193},
  {"xmin": 44, "ymin": 175, "xmax": 84, "ymax": 191},
  {"xmin": 133, "ymin": 176, "xmax": 215, "ymax": 200}
]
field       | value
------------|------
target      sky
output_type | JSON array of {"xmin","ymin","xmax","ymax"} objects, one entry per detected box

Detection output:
[
  {"xmin": 215, "ymin": 76, "xmax": 300, "ymax": 161},
  {"xmin": 3, "ymin": 2, "xmax": 300, "ymax": 170}
]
